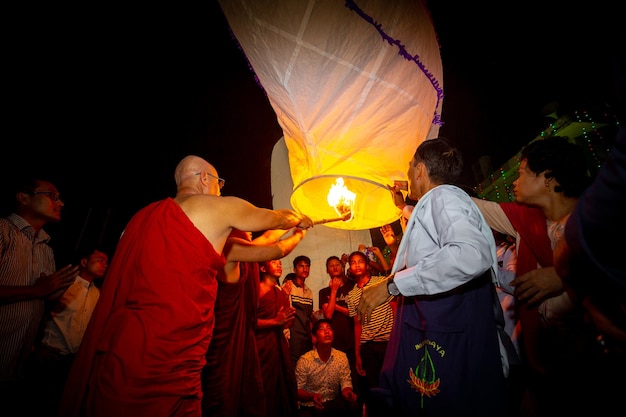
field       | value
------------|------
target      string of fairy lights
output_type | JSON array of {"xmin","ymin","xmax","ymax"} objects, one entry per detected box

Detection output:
[{"xmin": 475, "ymin": 108, "xmax": 620, "ymax": 202}]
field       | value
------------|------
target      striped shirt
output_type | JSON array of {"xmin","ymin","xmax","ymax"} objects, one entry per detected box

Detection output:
[
  {"xmin": 0, "ymin": 214, "xmax": 56, "ymax": 381},
  {"xmin": 285, "ymin": 283, "xmax": 314, "ymax": 364},
  {"xmin": 346, "ymin": 275, "xmax": 393, "ymax": 342}
]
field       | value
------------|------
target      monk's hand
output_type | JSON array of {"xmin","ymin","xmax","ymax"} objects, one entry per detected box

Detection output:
[
  {"xmin": 357, "ymin": 277, "xmax": 390, "ymax": 323},
  {"xmin": 297, "ymin": 213, "xmax": 313, "ymax": 230},
  {"xmin": 276, "ymin": 305, "xmax": 295, "ymax": 326},
  {"xmin": 511, "ymin": 266, "xmax": 563, "ymax": 305}
]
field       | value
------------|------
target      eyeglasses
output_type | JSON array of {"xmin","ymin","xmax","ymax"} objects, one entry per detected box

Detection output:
[
  {"xmin": 28, "ymin": 191, "xmax": 62, "ymax": 202},
  {"xmin": 195, "ymin": 171, "xmax": 225, "ymax": 189}
]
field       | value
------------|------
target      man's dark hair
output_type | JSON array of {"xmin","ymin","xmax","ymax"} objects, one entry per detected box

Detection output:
[
  {"xmin": 3, "ymin": 175, "xmax": 57, "ymax": 213},
  {"xmin": 325, "ymin": 255, "xmax": 341, "ymax": 268},
  {"xmin": 521, "ymin": 136, "xmax": 592, "ymax": 198},
  {"xmin": 348, "ymin": 250, "xmax": 369, "ymax": 265},
  {"xmin": 311, "ymin": 318, "xmax": 332, "ymax": 335},
  {"xmin": 293, "ymin": 255, "xmax": 311, "ymax": 268},
  {"xmin": 281, "ymin": 272, "xmax": 296, "ymax": 285},
  {"xmin": 413, "ymin": 137, "xmax": 463, "ymax": 184},
  {"xmin": 74, "ymin": 247, "xmax": 106, "ymax": 265}
]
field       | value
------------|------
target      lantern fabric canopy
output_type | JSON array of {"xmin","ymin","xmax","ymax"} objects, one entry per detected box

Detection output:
[{"xmin": 219, "ymin": 0, "xmax": 443, "ymax": 230}]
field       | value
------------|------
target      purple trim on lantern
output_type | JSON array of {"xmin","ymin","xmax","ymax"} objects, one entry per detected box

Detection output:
[
  {"xmin": 226, "ymin": 25, "xmax": 265, "ymax": 91},
  {"xmin": 345, "ymin": 0, "xmax": 444, "ymax": 126},
  {"xmin": 224, "ymin": 1, "xmax": 444, "ymax": 126}
]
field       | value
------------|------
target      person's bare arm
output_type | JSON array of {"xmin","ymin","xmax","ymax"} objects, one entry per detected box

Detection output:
[
  {"xmin": 217, "ymin": 229, "xmax": 307, "ymax": 284},
  {"xmin": 370, "ymin": 246, "xmax": 389, "ymax": 272},
  {"xmin": 181, "ymin": 195, "xmax": 312, "ymax": 256},
  {"xmin": 223, "ymin": 197, "xmax": 312, "ymax": 232},
  {"xmin": 322, "ymin": 277, "xmax": 342, "ymax": 319},
  {"xmin": 342, "ymin": 387, "xmax": 357, "ymax": 403},
  {"xmin": 333, "ymin": 303, "xmax": 350, "ymax": 316},
  {"xmin": 252, "ymin": 229, "xmax": 290, "ymax": 245},
  {"xmin": 354, "ymin": 316, "xmax": 365, "ymax": 376},
  {"xmin": 511, "ymin": 266, "xmax": 564, "ymax": 305},
  {"xmin": 297, "ymin": 390, "xmax": 324, "ymax": 409},
  {"xmin": 471, "ymin": 197, "xmax": 516, "ymax": 236},
  {"xmin": 225, "ymin": 228, "xmax": 306, "ymax": 264}
]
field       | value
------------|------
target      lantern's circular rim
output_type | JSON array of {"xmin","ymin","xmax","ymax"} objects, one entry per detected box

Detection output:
[{"xmin": 292, "ymin": 174, "xmax": 390, "ymax": 193}]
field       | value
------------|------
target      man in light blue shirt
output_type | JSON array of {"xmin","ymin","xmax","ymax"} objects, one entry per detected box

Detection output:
[{"xmin": 358, "ymin": 137, "xmax": 515, "ymax": 417}]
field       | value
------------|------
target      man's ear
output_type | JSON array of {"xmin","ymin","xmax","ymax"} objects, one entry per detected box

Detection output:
[
  {"xmin": 416, "ymin": 161, "xmax": 426, "ymax": 178},
  {"xmin": 16, "ymin": 192, "xmax": 29, "ymax": 206}
]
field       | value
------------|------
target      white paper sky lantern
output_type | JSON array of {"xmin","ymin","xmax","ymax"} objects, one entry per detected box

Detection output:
[{"xmin": 219, "ymin": 0, "xmax": 443, "ymax": 230}]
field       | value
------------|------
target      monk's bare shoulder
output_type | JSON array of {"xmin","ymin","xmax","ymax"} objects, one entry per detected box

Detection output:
[{"xmin": 173, "ymin": 195, "xmax": 234, "ymax": 252}]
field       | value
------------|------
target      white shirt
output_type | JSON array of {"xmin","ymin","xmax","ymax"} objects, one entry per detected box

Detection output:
[
  {"xmin": 391, "ymin": 186, "xmax": 512, "ymax": 376},
  {"xmin": 392, "ymin": 185, "xmax": 497, "ymax": 296},
  {"xmin": 40, "ymin": 276, "xmax": 100, "ymax": 355}
]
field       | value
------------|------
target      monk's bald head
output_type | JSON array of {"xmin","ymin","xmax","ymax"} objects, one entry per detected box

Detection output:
[{"xmin": 174, "ymin": 155, "xmax": 215, "ymax": 185}]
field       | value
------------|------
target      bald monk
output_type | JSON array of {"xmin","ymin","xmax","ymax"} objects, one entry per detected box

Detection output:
[{"xmin": 59, "ymin": 155, "xmax": 313, "ymax": 417}]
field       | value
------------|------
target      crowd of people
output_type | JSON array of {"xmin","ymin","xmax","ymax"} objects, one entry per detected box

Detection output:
[{"xmin": 1, "ymin": 124, "xmax": 624, "ymax": 417}]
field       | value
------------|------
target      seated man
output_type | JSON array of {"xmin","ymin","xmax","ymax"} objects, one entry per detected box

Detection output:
[{"xmin": 295, "ymin": 319, "xmax": 360, "ymax": 417}]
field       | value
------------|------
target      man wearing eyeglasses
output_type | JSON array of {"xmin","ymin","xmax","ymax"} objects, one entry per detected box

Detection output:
[
  {"xmin": 60, "ymin": 155, "xmax": 313, "ymax": 417},
  {"xmin": 0, "ymin": 177, "xmax": 80, "ymax": 410}
]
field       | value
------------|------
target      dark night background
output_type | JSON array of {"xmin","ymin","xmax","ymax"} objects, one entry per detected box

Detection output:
[{"xmin": 2, "ymin": 1, "xmax": 622, "ymax": 264}]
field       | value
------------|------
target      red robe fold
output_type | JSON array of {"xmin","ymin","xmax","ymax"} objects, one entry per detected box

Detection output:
[
  {"xmin": 59, "ymin": 198, "xmax": 226, "ymax": 417},
  {"xmin": 500, "ymin": 202, "xmax": 553, "ymax": 375},
  {"xmin": 255, "ymin": 286, "xmax": 298, "ymax": 417},
  {"xmin": 201, "ymin": 260, "xmax": 265, "ymax": 417}
]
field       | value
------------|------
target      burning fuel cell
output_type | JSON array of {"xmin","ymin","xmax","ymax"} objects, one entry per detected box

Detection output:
[
  {"xmin": 327, "ymin": 178, "xmax": 355, "ymax": 219},
  {"xmin": 311, "ymin": 178, "xmax": 355, "ymax": 225}
]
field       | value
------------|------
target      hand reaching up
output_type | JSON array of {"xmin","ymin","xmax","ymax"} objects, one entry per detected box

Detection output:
[{"xmin": 35, "ymin": 264, "xmax": 80, "ymax": 299}]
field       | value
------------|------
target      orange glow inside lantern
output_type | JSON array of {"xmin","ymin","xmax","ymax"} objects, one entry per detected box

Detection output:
[{"xmin": 291, "ymin": 175, "xmax": 402, "ymax": 230}]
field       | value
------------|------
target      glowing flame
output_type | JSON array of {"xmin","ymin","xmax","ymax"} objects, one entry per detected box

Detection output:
[{"xmin": 327, "ymin": 178, "xmax": 355, "ymax": 218}]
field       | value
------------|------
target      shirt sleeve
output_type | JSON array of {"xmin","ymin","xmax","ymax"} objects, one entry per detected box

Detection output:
[
  {"xmin": 346, "ymin": 289, "xmax": 358, "ymax": 317},
  {"xmin": 395, "ymin": 189, "xmax": 495, "ymax": 296},
  {"xmin": 335, "ymin": 350, "xmax": 353, "ymax": 390},
  {"xmin": 471, "ymin": 197, "xmax": 517, "ymax": 237},
  {"xmin": 295, "ymin": 354, "xmax": 308, "ymax": 389}
]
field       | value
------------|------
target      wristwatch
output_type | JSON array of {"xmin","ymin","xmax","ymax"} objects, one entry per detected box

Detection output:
[{"xmin": 387, "ymin": 274, "xmax": 400, "ymax": 296}]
